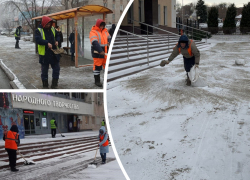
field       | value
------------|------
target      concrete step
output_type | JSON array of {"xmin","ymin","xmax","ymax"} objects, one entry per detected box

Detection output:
[
  {"xmin": 108, "ymin": 43, "xmax": 210, "ymax": 74},
  {"xmin": 107, "ymin": 43, "xmax": 211, "ymax": 82}
]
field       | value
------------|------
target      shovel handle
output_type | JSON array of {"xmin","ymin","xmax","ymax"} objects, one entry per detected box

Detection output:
[
  {"xmin": 94, "ymin": 51, "xmax": 108, "ymax": 56},
  {"xmin": 17, "ymin": 150, "xmax": 27, "ymax": 161},
  {"xmin": 94, "ymin": 146, "xmax": 98, "ymax": 161}
]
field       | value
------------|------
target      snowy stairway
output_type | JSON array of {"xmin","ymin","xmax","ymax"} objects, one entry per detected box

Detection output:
[
  {"xmin": 108, "ymin": 34, "xmax": 211, "ymax": 82},
  {"xmin": 0, "ymin": 136, "xmax": 111, "ymax": 170}
]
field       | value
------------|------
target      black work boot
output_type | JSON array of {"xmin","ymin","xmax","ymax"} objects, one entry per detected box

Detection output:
[
  {"xmin": 11, "ymin": 167, "xmax": 19, "ymax": 172},
  {"xmin": 186, "ymin": 77, "xmax": 191, "ymax": 86},
  {"xmin": 51, "ymin": 79, "xmax": 58, "ymax": 89},
  {"xmin": 42, "ymin": 80, "xmax": 49, "ymax": 89},
  {"xmin": 94, "ymin": 75, "xmax": 102, "ymax": 87}
]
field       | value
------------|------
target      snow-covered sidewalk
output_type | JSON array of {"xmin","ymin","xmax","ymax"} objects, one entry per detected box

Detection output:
[
  {"xmin": 0, "ymin": 35, "xmax": 103, "ymax": 89},
  {"xmin": 107, "ymin": 35, "xmax": 250, "ymax": 180}
]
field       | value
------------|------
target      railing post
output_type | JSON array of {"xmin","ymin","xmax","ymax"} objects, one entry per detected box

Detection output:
[
  {"xmin": 206, "ymin": 33, "xmax": 207, "ymax": 43},
  {"xmin": 127, "ymin": 32, "xmax": 129, "ymax": 60},
  {"xmin": 147, "ymin": 25, "xmax": 149, "ymax": 66},
  {"xmin": 192, "ymin": 28, "xmax": 193, "ymax": 39},
  {"xmin": 133, "ymin": 21, "xmax": 134, "ymax": 34},
  {"xmin": 168, "ymin": 33, "xmax": 169, "ymax": 53}
]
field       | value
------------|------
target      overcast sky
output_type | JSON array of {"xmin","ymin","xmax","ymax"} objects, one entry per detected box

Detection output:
[{"xmin": 180, "ymin": 0, "xmax": 249, "ymax": 7}]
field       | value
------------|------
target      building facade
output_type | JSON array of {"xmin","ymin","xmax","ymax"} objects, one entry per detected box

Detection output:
[
  {"xmin": 121, "ymin": 0, "xmax": 176, "ymax": 33},
  {"xmin": 0, "ymin": 93, "xmax": 104, "ymax": 140}
]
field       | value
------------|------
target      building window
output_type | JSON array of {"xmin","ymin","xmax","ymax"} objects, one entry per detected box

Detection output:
[
  {"xmin": 112, "ymin": 14, "xmax": 115, "ymax": 20},
  {"xmin": 127, "ymin": 5, "xmax": 133, "ymax": 24},
  {"xmin": 86, "ymin": 116, "xmax": 89, "ymax": 124},
  {"xmin": 139, "ymin": 0, "xmax": 142, "ymax": 22},
  {"xmin": 92, "ymin": 117, "xmax": 95, "ymax": 124},
  {"xmin": 120, "ymin": 5, "xmax": 123, "ymax": 11},
  {"xmin": 113, "ymin": 4, "xmax": 115, "ymax": 9}
]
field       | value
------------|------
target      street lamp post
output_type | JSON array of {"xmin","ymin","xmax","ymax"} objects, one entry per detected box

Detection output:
[
  {"xmin": 198, "ymin": 16, "xmax": 200, "ymax": 29},
  {"xmin": 182, "ymin": 0, "xmax": 183, "ymax": 24}
]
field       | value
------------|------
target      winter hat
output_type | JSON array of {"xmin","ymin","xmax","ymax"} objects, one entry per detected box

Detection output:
[
  {"xmin": 112, "ymin": 24, "xmax": 116, "ymax": 29},
  {"xmin": 96, "ymin": 19, "xmax": 105, "ymax": 27},
  {"xmin": 99, "ymin": 129, "xmax": 104, "ymax": 134},
  {"xmin": 10, "ymin": 125, "xmax": 19, "ymax": 133},
  {"xmin": 178, "ymin": 35, "xmax": 189, "ymax": 48},
  {"xmin": 41, "ymin": 16, "xmax": 53, "ymax": 28}
]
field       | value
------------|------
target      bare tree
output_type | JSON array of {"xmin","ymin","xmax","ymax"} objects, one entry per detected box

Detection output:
[
  {"xmin": 4, "ymin": 0, "xmax": 59, "ymax": 41},
  {"xmin": 1, "ymin": 18, "xmax": 13, "ymax": 36}
]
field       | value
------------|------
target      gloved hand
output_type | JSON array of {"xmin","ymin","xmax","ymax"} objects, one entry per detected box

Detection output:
[{"xmin": 160, "ymin": 60, "xmax": 170, "ymax": 67}]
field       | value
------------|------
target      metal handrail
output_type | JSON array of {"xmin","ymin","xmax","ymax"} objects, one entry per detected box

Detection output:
[
  {"xmin": 130, "ymin": 18, "xmax": 181, "ymax": 37},
  {"xmin": 129, "ymin": 18, "xmax": 209, "ymax": 43},
  {"xmin": 176, "ymin": 22, "xmax": 209, "ymax": 43},
  {"xmin": 176, "ymin": 22, "xmax": 209, "ymax": 33}
]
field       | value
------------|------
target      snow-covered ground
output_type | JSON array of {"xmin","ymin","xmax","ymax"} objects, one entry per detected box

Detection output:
[
  {"xmin": 107, "ymin": 35, "xmax": 250, "ymax": 180},
  {"xmin": 0, "ymin": 132, "xmax": 126, "ymax": 180},
  {"xmin": 0, "ymin": 35, "xmax": 103, "ymax": 89}
]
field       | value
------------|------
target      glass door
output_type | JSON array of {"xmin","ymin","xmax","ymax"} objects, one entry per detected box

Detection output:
[{"xmin": 24, "ymin": 115, "xmax": 35, "ymax": 134}]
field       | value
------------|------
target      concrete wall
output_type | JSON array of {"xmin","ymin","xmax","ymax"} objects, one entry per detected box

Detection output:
[{"xmin": 121, "ymin": 0, "xmax": 176, "ymax": 28}]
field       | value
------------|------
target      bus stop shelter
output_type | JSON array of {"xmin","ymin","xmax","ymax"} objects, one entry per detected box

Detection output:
[{"xmin": 32, "ymin": 5, "xmax": 113, "ymax": 68}]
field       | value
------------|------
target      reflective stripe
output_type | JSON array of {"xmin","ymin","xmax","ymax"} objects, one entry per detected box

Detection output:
[
  {"xmin": 95, "ymin": 30, "xmax": 102, "ymax": 44},
  {"xmin": 93, "ymin": 70, "xmax": 100, "ymax": 75},
  {"xmin": 91, "ymin": 36, "xmax": 98, "ymax": 39},
  {"xmin": 5, "ymin": 138, "xmax": 16, "ymax": 141},
  {"xmin": 100, "ymin": 44, "xmax": 108, "ymax": 47},
  {"xmin": 90, "ymin": 37, "xmax": 98, "ymax": 41}
]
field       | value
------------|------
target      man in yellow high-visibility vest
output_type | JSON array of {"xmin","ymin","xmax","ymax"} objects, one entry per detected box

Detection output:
[
  {"xmin": 50, "ymin": 117, "xmax": 57, "ymax": 138},
  {"xmin": 14, "ymin": 26, "xmax": 22, "ymax": 49},
  {"xmin": 35, "ymin": 16, "xmax": 61, "ymax": 89}
]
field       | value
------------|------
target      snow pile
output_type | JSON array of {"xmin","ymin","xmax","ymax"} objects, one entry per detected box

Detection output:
[
  {"xmin": 235, "ymin": 59, "xmax": 245, "ymax": 66},
  {"xmin": 87, "ymin": 164, "xmax": 97, "ymax": 169}
]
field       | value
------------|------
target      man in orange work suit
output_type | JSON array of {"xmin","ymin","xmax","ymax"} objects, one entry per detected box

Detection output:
[{"xmin": 89, "ymin": 19, "xmax": 111, "ymax": 87}]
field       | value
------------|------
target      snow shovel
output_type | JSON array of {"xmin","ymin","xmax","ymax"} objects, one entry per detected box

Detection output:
[
  {"xmin": 94, "ymin": 50, "xmax": 108, "ymax": 56},
  {"xmin": 88, "ymin": 146, "xmax": 99, "ymax": 168},
  {"xmin": 57, "ymin": 128, "xmax": 65, "ymax": 137},
  {"xmin": 17, "ymin": 150, "xmax": 35, "ymax": 165}
]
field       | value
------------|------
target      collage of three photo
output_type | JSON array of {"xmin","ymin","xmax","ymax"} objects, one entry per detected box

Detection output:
[{"xmin": 0, "ymin": 0, "xmax": 250, "ymax": 179}]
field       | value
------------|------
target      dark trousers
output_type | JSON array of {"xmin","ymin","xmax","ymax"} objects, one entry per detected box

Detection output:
[
  {"xmin": 71, "ymin": 53, "xmax": 75, "ymax": 61},
  {"xmin": 51, "ymin": 129, "xmax": 56, "ymax": 138},
  {"xmin": 58, "ymin": 42, "xmax": 62, "ymax": 48},
  {"xmin": 183, "ymin": 56, "xmax": 195, "ymax": 72},
  {"xmin": 15, "ymin": 40, "xmax": 19, "ymax": 48},
  {"xmin": 100, "ymin": 153, "xmax": 106, "ymax": 162},
  {"xmin": 6, "ymin": 149, "xmax": 17, "ymax": 168},
  {"xmin": 41, "ymin": 62, "xmax": 60, "ymax": 80}
]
